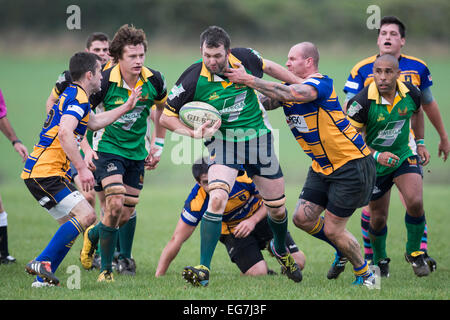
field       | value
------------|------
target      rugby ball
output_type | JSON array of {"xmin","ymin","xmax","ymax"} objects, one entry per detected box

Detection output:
[{"xmin": 179, "ymin": 101, "xmax": 221, "ymax": 129}]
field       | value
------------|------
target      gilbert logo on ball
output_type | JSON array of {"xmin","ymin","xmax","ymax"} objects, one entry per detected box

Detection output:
[{"xmin": 179, "ymin": 101, "xmax": 221, "ymax": 129}]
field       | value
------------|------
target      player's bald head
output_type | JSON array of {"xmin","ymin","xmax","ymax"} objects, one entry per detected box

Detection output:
[
  {"xmin": 374, "ymin": 54, "xmax": 399, "ymax": 70},
  {"xmin": 292, "ymin": 42, "xmax": 319, "ymax": 68}
]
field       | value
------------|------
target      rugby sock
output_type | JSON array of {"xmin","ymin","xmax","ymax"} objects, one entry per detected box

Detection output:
[
  {"xmin": 99, "ymin": 222, "xmax": 118, "ymax": 272},
  {"xmin": 368, "ymin": 225, "xmax": 388, "ymax": 264},
  {"xmin": 118, "ymin": 211, "xmax": 136, "ymax": 259},
  {"xmin": 267, "ymin": 211, "xmax": 288, "ymax": 255},
  {"xmin": 308, "ymin": 216, "xmax": 343, "ymax": 257},
  {"xmin": 0, "ymin": 211, "xmax": 9, "ymax": 257},
  {"xmin": 360, "ymin": 208, "xmax": 373, "ymax": 260},
  {"xmin": 421, "ymin": 223, "xmax": 428, "ymax": 252},
  {"xmin": 199, "ymin": 211, "xmax": 223, "ymax": 269},
  {"xmin": 36, "ymin": 217, "xmax": 84, "ymax": 272},
  {"xmin": 353, "ymin": 260, "xmax": 371, "ymax": 278},
  {"xmin": 405, "ymin": 212, "xmax": 426, "ymax": 255}
]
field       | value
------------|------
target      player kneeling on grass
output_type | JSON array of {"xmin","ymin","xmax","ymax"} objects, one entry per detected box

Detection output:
[
  {"xmin": 346, "ymin": 54, "xmax": 431, "ymax": 277},
  {"xmin": 155, "ymin": 157, "xmax": 305, "ymax": 285},
  {"xmin": 21, "ymin": 52, "xmax": 141, "ymax": 287}
]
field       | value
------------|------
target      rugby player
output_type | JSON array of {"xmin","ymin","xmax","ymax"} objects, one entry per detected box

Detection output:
[
  {"xmin": 22, "ymin": 52, "xmax": 141, "ymax": 287},
  {"xmin": 160, "ymin": 26, "xmax": 304, "ymax": 286}
]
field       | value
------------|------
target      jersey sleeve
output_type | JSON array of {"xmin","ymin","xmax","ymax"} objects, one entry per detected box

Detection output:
[
  {"xmin": 302, "ymin": 77, "xmax": 331, "ymax": 102},
  {"xmin": 343, "ymin": 72, "xmax": 365, "ymax": 95},
  {"xmin": 418, "ymin": 65, "xmax": 433, "ymax": 91},
  {"xmin": 231, "ymin": 47, "xmax": 264, "ymax": 78},
  {"xmin": 63, "ymin": 96, "xmax": 90, "ymax": 121},
  {"xmin": 53, "ymin": 70, "xmax": 72, "ymax": 97},
  {"xmin": 148, "ymin": 69, "xmax": 168, "ymax": 103},
  {"xmin": 89, "ymin": 68, "xmax": 112, "ymax": 108},
  {"xmin": 164, "ymin": 63, "xmax": 200, "ymax": 116},
  {"xmin": 346, "ymin": 87, "xmax": 371, "ymax": 129},
  {"xmin": 181, "ymin": 185, "xmax": 207, "ymax": 227},
  {"xmin": 404, "ymin": 82, "xmax": 422, "ymax": 112}
]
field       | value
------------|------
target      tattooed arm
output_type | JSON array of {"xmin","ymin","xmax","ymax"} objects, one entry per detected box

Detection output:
[
  {"xmin": 258, "ymin": 93, "xmax": 282, "ymax": 110},
  {"xmin": 225, "ymin": 63, "xmax": 317, "ymax": 103}
]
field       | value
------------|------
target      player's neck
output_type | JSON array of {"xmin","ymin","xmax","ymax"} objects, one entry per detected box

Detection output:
[
  {"xmin": 381, "ymin": 89, "xmax": 397, "ymax": 105},
  {"xmin": 73, "ymin": 81, "xmax": 91, "ymax": 97},
  {"xmin": 120, "ymin": 66, "xmax": 140, "ymax": 89}
]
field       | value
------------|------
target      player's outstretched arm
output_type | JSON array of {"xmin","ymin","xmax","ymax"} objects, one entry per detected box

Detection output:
[
  {"xmin": 263, "ymin": 59, "xmax": 304, "ymax": 84},
  {"xmin": 155, "ymin": 218, "xmax": 196, "ymax": 277},
  {"xmin": 225, "ymin": 63, "xmax": 317, "ymax": 103},
  {"xmin": 88, "ymin": 86, "xmax": 142, "ymax": 131}
]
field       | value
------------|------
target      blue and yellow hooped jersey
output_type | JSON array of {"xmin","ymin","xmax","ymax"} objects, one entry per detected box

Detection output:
[
  {"xmin": 344, "ymin": 54, "xmax": 432, "ymax": 95},
  {"xmin": 282, "ymin": 75, "xmax": 370, "ymax": 175},
  {"xmin": 181, "ymin": 173, "xmax": 263, "ymax": 235},
  {"xmin": 21, "ymin": 84, "xmax": 91, "ymax": 180}
]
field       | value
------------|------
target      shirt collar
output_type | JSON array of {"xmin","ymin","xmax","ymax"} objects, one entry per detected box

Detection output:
[
  {"xmin": 109, "ymin": 64, "xmax": 153, "ymax": 87},
  {"xmin": 200, "ymin": 53, "xmax": 242, "ymax": 82},
  {"xmin": 368, "ymin": 80, "xmax": 410, "ymax": 104}
]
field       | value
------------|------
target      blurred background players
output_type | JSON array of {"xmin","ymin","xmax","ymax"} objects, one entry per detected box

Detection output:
[
  {"xmin": 341, "ymin": 16, "xmax": 446, "ymax": 271},
  {"xmin": 155, "ymin": 158, "xmax": 305, "ymax": 280},
  {"xmin": 346, "ymin": 54, "xmax": 431, "ymax": 277},
  {"xmin": 0, "ymin": 87, "xmax": 29, "ymax": 264}
]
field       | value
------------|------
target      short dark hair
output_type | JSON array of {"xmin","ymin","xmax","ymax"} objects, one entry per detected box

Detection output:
[
  {"xmin": 192, "ymin": 157, "xmax": 209, "ymax": 182},
  {"xmin": 109, "ymin": 24, "xmax": 147, "ymax": 64},
  {"xmin": 69, "ymin": 52, "xmax": 101, "ymax": 81},
  {"xmin": 379, "ymin": 16, "xmax": 406, "ymax": 38},
  {"xmin": 200, "ymin": 26, "xmax": 231, "ymax": 51},
  {"xmin": 86, "ymin": 32, "xmax": 109, "ymax": 50}
]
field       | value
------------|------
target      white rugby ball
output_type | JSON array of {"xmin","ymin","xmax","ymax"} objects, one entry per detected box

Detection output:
[{"xmin": 179, "ymin": 101, "xmax": 221, "ymax": 129}]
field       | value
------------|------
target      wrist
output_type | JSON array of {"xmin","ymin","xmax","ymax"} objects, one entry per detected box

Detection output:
[
  {"xmin": 373, "ymin": 150, "xmax": 381, "ymax": 162},
  {"xmin": 415, "ymin": 139, "xmax": 425, "ymax": 147},
  {"xmin": 12, "ymin": 139, "xmax": 22, "ymax": 146}
]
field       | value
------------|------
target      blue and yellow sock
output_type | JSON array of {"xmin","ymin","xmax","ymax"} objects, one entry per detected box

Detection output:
[
  {"xmin": 36, "ymin": 217, "xmax": 84, "ymax": 272},
  {"xmin": 199, "ymin": 211, "xmax": 222, "ymax": 269},
  {"xmin": 353, "ymin": 260, "xmax": 371, "ymax": 279},
  {"xmin": 308, "ymin": 216, "xmax": 344, "ymax": 257}
]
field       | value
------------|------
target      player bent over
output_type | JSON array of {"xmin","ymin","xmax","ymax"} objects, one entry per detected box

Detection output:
[
  {"xmin": 21, "ymin": 52, "xmax": 141, "ymax": 287},
  {"xmin": 155, "ymin": 158, "xmax": 305, "ymax": 283}
]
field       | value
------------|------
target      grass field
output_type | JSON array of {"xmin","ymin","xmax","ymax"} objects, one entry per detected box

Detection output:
[{"xmin": 0, "ymin": 45, "xmax": 449, "ymax": 302}]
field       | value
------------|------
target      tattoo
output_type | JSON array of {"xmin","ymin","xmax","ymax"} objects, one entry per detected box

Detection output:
[
  {"xmin": 252, "ymin": 78, "xmax": 315, "ymax": 103},
  {"xmin": 299, "ymin": 199, "xmax": 322, "ymax": 222},
  {"xmin": 333, "ymin": 232, "xmax": 364, "ymax": 266},
  {"xmin": 259, "ymin": 94, "xmax": 281, "ymax": 110}
]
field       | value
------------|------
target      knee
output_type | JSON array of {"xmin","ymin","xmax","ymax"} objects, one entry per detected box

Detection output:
[
  {"xmin": 209, "ymin": 191, "xmax": 228, "ymax": 212},
  {"xmin": 78, "ymin": 208, "xmax": 97, "ymax": 229},
  {"xmin": 406, "ymin": 197, "xmax": 424, "ymax": 216},
  {"xmin": 292, "ymin": 211, "xmax": 307, "ymax": 230},
  {"xmin": 243, "ymin": 261, "xmax": 268, "ymax": 276},
  {"xmin": 84, "ymin": 191, "xmax": 96, "ymax": 207},
  {"xmin": 106, "ymin": 194, "xmax": 124, "ymax": 216}
]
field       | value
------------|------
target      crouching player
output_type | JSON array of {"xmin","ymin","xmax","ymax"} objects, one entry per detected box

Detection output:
[
  {"xmin": 21, "ymin": 52, "xmax": 141, "ymax": 287},
  {"xmin": 155, "ymin": 158, "xmax": 305, "ymax": 285}
]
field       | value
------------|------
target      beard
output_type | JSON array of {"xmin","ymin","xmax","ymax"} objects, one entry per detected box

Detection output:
[{"xmin": 205, "ymin": 61, "xmax": 228, "ymax": 75}]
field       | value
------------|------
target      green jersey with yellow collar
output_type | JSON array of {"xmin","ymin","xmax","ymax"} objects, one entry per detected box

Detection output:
[
  {"xmin": 164, "ymin": 47, "xmax": 271, "ymax": 142},
  {"xmin": 90, "ymin": 64, "xmax": 167, "ymax": 160},
  {"xmin": 347, "ymin": 80, "xmax": 422, "ymax": 176}
]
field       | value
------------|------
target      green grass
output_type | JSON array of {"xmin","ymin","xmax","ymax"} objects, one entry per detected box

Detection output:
[{"xmin": 0, "ymin": 47, "xmax": 449, "ymax": 301}]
